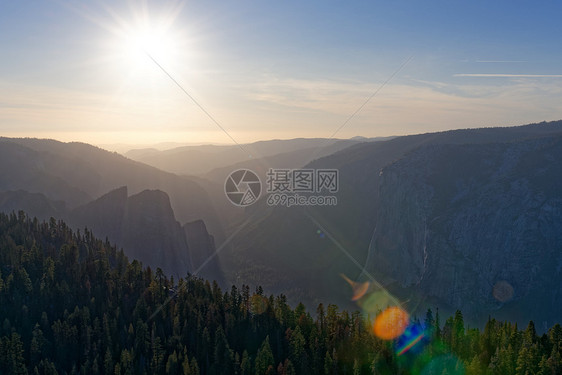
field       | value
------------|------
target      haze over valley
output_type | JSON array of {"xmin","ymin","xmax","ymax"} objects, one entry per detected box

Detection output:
[
  {"xmin": 2, "ymin": 1, "xmax": 562, "ymax": 373},
  {"xmin": 1, "ymin": 121, "xmax": 561, "ymax": 331}
]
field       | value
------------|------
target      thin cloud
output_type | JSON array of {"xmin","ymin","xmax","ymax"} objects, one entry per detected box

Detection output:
[
  {"xmin": 2, "ymin": 75, "xmax": 562, "ymax": 143},
  {"xmin": 0, "ymin": 81, "xmax": 208, "ymax": 133},
  {"xmin": 455, "ymin": 74, "xmax": 562, "ymax": 78},
  {"xmin": 239, "ymin": 74, "xmax": 562, "ymax": 136},
  {"xmin": 475, "ymin": 60, "xmax": 528, "ymax": 63}
]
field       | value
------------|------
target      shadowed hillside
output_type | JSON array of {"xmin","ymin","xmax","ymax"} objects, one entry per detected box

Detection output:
[{"xmin": 225, "ymin": 120, "xmax": 562, "ymax": 327}]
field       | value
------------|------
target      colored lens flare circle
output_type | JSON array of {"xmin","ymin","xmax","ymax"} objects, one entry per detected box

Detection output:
[
  {"xmin": 492, "ymin": 280, "xmax": 514, "ymax": 302},
  {"xmin": 351, "ymin": 281, "xmax": 370, "ymax": 301},
  {"xmin": 420, "ymin": 354, "xmax": 465, "ymax": 375},
  {"xmin": 359, "ymin": 291, "xmax": 393, "ymax": 313},
  {"xmin": 396, "ymin": 323, "xmax": 426, "ymax": 356},
  {"xmin": 373, "ymin": 306, "xmax": 409, "ymax": 340},
  {"xmin": 250, "ymin": 294, "xmax": 268, "ymax": 315},
  {"xmin": 341, "ymin": 274, "xmax": 370, "ymax": 301}
]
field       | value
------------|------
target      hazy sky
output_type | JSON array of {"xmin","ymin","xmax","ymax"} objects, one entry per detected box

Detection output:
[{"xmin": 1, "ymin": 0, "xmax": 561, "ymax": 146}]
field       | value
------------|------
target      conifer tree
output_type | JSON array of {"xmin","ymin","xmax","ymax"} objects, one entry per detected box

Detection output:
[{"xmin": 255, "ymin": 336, "xmax": 274, "ymax": 375}]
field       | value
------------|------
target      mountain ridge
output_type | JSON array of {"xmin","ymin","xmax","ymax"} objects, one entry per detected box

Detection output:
[{"xmin": 224, "ymin": 120, "xmax": 562, "ymax": 327}]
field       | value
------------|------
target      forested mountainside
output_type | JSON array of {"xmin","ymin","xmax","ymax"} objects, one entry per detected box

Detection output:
[
  {"xmin": 2, "ymin": 123, "xmax": 561, "ymax": 333},
  {"xmin": 0, "ymin": 137, "xmax": 227, "ymax": 284},
  {"xmin": 0, "ymin": 212, "xmax": 561, "ymax": 375},
  {"xmin": 0, "ymin": 187, "xmax": 223, "ymax": 284}
]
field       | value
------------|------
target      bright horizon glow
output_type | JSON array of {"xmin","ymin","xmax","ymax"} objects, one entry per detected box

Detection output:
[{"xmin": 1, "ymin": 1, "xmax": 561, "ymax": 146}]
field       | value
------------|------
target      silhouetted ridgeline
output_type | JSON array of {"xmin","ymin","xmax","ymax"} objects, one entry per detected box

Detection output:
[
  {"xmin": 0, "ymin": 212, "xmax": 561, "ymax": 374},
  {"xmin": 0, "ymin": 137, "xmax": 226, "ymax": 285}
]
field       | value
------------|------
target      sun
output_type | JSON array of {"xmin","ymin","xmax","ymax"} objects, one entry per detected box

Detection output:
[
  {"xmin": 120, "ymin": 21, "xmax": 180, "ymax": 71},
  {"xmin": 99, "ymin": 3, "xmax": 189, "ymax": 76}
]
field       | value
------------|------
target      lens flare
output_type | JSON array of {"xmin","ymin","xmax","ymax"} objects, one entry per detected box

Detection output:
[
  {"xmin": 492, "ymin": 280, "xmax": 514, "ymax": 302},
  {"xmin": 373, "ymin": 306, "xmax": 409, "ymax": 340},
  {"xmin": 396, "ymin": 323, "xmax": 426, "ymax": 356},
  {"xmin": 359, "ymin": 290, "xmax": 395, "ymax": 313},
  {"xmin": 341, "ymin": 274, "xmax": 370, "ymax": 301},
  {"xmin": 420, "ymin": 354, "xmax": 465, "ymax": 375},
  {"xmin": 250, "ymin": 294, "xmax": 268, "ymax": 315},
  {"xmin": 314, "ymin": 213, "xmax": 465, "ymax": 374},
  {"xmin": 398, "ymin": 334, "xmax": 424, "ymax": 356}
]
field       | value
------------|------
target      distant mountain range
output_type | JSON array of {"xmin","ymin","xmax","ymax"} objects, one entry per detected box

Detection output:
[
  {"xmin": 0, "ymin": 137, "xmax": 224, "ymax": 281},
  {"xmin": 1, "ymin": 123, "xmax": 561, "ymax": 328},
  {"xmin": 0, "ymin": 137, "xmax": 376, "ymax": 284},
  {"xmin": 124, "ymin": 137, "xmax": 393, "ymax": 176}
]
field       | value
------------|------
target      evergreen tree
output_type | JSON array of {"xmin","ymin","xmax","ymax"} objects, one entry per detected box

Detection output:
[
  {"xmin": 104, "ymin": 348, "xmax": 113, "ymax": 375},
  {"xmin": 324, "ymin": 350, "xmax": 334, "ymax": 375},
  {"xmin": 435, "ymin": 308, "xmax": 442, "ymax": 340},
  {"xmin": 289, "ymin": 325, "xmax": 306, "ymax": 372},
  {"xmin": 213, "ymin": 327, "xmax": 233, "ymax": 374},
  {"xmin": 240, "ymin": 350, "xmax": 252, "ymax": 375},
  {"xmin": 465, "ymin": 355, "xmax": 482, "ymax": 375},
  {"xmin": 0, "ymin": 212, "xmax": 561, "ymax": 375},
  {"xmin": 255, "ymin": 336, "xmax": 274, "ymax": 375},
  {"xmin": 523, "ymin": 321, "xmax": 537, "ymax": 347},
  {"xmin": 353, "ymin": 358, "xmax": 360, "ymax": 375},
  {"xmin": 545, "ymin": 345, "xmax": 562, "ymax": 374},
  {"xmin": 165, "ymin": 350, "xmax": 179, "ymax": 375},
  {"xmin": 452, "ymin": 310, "xmax": 465, "ymax": 357},
  {"xmin": 0, "ymin": 332, "xmax": 28, "ymax": 375},
  {"xmin": 189, "ymin": 357, "xmax": 200, "ymax": 375}
]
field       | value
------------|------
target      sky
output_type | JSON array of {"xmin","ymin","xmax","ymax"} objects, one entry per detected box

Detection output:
[{"xmin": 1, "ymin": 0, "xmax": 561, "ymax": 147}]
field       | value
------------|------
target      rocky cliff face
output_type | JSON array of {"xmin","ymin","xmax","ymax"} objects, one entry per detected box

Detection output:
[
  {"xmin": 183, "ymin": 220, "xmax": 224, "ymax": 284},
  {"xmin": 122, "ymin": 189, "xmax": 193, "ymax": 277},
  {"xmin": 71, "ymin": 187, "xmax": 194, "ymax": 277},
  {"xmin": 370, "ymin": 136, "xmax": 562, "ymax": 327},
  {"xmin": 71, "ymin": 186, "xmax": 128, "ymax": 242},
  {"xmin": 0, "ymin": 184, "xmax": 224, "ymax": 282},
  {"xmin": 223, "ymin": 121, "xmax": 562, "ymax": 319}
]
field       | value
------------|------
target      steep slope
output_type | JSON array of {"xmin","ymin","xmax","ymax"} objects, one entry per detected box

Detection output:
[
  {"xmin": 0, "ymin": 190, "xmax": 66, "ymax": 221},
  {"xmin": 70, "ymin": 185, "xmax": 128, "ymax": 242},
  {"xmin": 0, "ymin": 141, "xmax": 92, "ymax": 206},
  {"xmin": 70, "ymin": 187, "xmax": 193, "ymax": 277},
  {"xmin": 122, "ymin": 190, "xmax": 192, "ymax": 277},
  {"xmin": 225, "ymin": 120, "xmax": 562, "ymax": 325},
  {"xmin": 183, "ymin": 219, "xmax": 224, "ymax": 284},
  {"xmin": 371, "ymin": 136, "xmax": 562, "ymax": 327},
  {"xmin": 0, "ymin": 186, "xmax": 221, "ymax": 279}
]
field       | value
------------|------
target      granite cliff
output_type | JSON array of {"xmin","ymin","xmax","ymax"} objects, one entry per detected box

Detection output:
[{"xmin": 371, "ymin": 135, "xmax": 562, "ymax": 327}]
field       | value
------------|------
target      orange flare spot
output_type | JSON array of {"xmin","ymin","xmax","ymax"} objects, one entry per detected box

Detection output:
[
  {"xmin": 341, "ymin": 274, "xmax": 370, "ymax": 301},
  {"xmin": 373, "ymin": 306, "xmax": 409, "ymax": 340}
]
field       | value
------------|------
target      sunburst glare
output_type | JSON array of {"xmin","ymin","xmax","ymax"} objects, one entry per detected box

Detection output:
[
  {"xmin": 93, "ymin": 1, "xmax": 194, "ymax": 81},
  {"xmin": 123, "ymin": 24, "xmax": 178, "ymax": 68}
]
